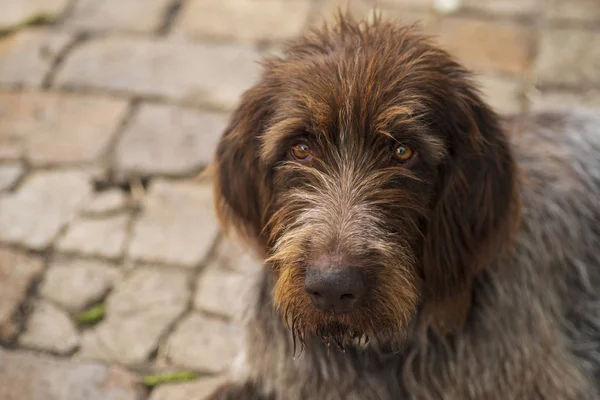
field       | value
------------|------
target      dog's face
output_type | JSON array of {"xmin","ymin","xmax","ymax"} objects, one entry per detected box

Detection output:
[{"xmin": 213, "ymin": 15, "xmax": 519, "ymax": 348}]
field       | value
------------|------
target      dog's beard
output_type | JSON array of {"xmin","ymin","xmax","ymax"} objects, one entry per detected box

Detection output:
[
  {"xmin": 283, "ymin": 304, "xmax": 413, "ymax": 358},
  {"xmin": 273, "ymin": 262, "xmax": 418, "ymax": 357},
  {"xmin": 285, "ymin": 308, "xmax": 387, "ymax": 356}
]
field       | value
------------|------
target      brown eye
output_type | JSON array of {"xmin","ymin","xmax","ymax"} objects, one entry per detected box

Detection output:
[
  {"xmin": 393, "ymin": 144, "xmax": 415, "ymax": 163},
  {"xmin": 291, "ymin": 143, "xmax": 313, "ymax": 162}
]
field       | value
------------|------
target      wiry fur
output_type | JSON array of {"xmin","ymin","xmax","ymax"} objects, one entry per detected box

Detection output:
[{"xmin": 209, "ymin": 12, "xmax": 600, "ymax": 400}]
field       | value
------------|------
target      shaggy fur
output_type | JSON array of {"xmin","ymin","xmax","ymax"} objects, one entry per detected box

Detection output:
[{"xmin": 208, "ymin": 13, "xmax": 600, "ymax": 400}]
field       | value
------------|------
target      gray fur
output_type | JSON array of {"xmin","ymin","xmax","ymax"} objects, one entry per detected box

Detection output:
[{"xmin": 215, "ymin": 109, "xmax": 600, "ymax": 400}]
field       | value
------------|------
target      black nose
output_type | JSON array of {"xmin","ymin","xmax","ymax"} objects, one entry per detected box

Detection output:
[{"xmin": 304, "ymin": 266, "xmax": 366, "ymax": 313}]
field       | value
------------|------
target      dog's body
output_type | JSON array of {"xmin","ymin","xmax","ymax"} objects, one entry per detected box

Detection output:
[{"xmin": 209, "ymin": 14, "xmax": 600, "ymax": 400}]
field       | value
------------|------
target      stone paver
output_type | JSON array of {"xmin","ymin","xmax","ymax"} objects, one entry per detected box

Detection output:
[
  {"xmin": 195, "ymin": 267, "xmax": 244, "ymax": 318},
  {"xmin": 314, "ymin": 1, "xmax": 435, "ymax": 31},
  {"xmin": 0, "ymin": 249, "xmax": 44, "ymax": 340},
  {"xmin": 193, "ymin": 238, "xmax": 264, "ymax": 319},
  {"xmin": 0, "ymin": 91, "xmax": 129, "ymax": 166},
  {"xmin": 535, "ymin": 28, "xmax": 600, "ymax": 88},
  {"xmin": 458, "ymin": 0, "xmax": 538, "ymax": 16},
  {"xmin": 57, "ymin": 214, "xmax": 130, "ymax": 259},
  {"xmin": 0, "ymin": 138, "xmax": 20, "ymax": 160},
  {"xmin": 543, "ymin": 0, "xmax": 600, "ymax": 22},
  {"xmin": 18, "ymin": 300, "xmax": 80, "ymax": 354},
  {"xmin": 78, "ymin": 268, "xmax": 190, "ymax": 366},
  {"xmin": 167, "ymin": 313, "xmax": 240, "ymax": 373},
  {"xmin": 375, "ymin": 0, "xmax": 433, "ymax": 8},
  {"xmin": 128, "ymin": 180, "xmax": 219, "ymax": 267},
  {"xmin": 40, "ymin": 259, "xmax": 120, "ymax": 312},
  {"xmin": 0, "ymin": 163, "xmax": 23, "ymax": 191},
  {"xmin": 0, "ymin": 348, "xmax": 145, "ymax": 400},
  {"xmin": 0, "ymin": 0, "xmax": 70, "ymax": 30},
  {"xmin": 434, "ymin": 18, "xmax": 532, "ymax": 75},
  {"xmin": 0, "ymin": 171, "xmax": 92, "ymax": 249},
  {"xmin": 174, "ymin": 0, "xmax": 312, "ymax": 42},
  {"xmin": 149, "ymin": 376, "xmax": 226, "ymax": 400},
  {"xmin": 476, "ymin": 74, "xmax": 523, "ymax": 115},
  {"xmin": 114, "ymin": 104, "xmax": 228, "ymax": 179},
  {"xmin": 84, "ymin": 189, "xmax": 129, "ymax": 215},
  {"xmin": 0, "ymin": 0, "xmax": 598, "ymax": 397},
  {"xmin": 67, "ymin": 0, "xmax": 172, "ymax": 33},
  {"xmin": 55, "ymin": 37, "xmax": 262, "ymax": 109},
  {"xmin": 0, "ymin": 29, "xmax": 72, "ymax": 87},
  {"xmin": 206, "ymin": 238, "xmax": 264, "ymax": 274}
]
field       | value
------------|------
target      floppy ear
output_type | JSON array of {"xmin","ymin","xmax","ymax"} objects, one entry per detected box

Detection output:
[
  {"xmin": 212, "ymin": 83, "xmax": 275, "ymax": 256},
  {"xmin": 421, "ymin": 81, "xmax": 521, "ymax": 334}
]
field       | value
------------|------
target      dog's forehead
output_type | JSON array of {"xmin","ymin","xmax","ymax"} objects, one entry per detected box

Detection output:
[
  {"xmin": 277, "ymin": 56, "xmax": 429, "ymax": 133},
  {"xmin": 259, "ymin": 54, "xmax": 449, "ymax": 163}
]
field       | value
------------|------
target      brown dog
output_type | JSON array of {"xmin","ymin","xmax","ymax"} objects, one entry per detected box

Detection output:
[{"xmin": 209, "ymin": 12, "xmax": 600, "ymax": 400}]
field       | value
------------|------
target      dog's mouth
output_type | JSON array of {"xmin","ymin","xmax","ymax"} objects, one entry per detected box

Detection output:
[
  {"xmin": 287, "ymin": 317, "xmax": 371, "ymax": 355},
  {"xmin": 281, "ymin": 302, "xmax": 406, "ymax": 356}
]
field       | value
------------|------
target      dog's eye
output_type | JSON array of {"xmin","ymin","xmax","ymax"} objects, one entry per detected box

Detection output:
[
  {"xmin": 291, "ymin": 143, "xmax": 313, "ymax": 162},
  {"xmin": 393, "ymin": 144, "xmax": 415, "ymax": 163}
]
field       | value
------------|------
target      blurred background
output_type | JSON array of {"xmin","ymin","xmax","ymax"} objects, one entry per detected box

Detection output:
[{"xmin": 0, "ymin": 0, "xmax": 598, "ymax": 399}]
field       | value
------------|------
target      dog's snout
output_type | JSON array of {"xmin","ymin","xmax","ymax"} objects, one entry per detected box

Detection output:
[{"xmin": 304, "ymin": 264, "xmax": 366, "ymax": 314}]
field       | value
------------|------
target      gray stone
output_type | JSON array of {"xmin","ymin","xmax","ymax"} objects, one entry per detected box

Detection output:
[
  {"xmin": 433, "ymin": 17, "xmax": 532, "ymax": 75},
  {"xmin": 78, "ymin": 268, "xmax": 190, "ymax": 366},
  {"xmin": 173, "ymin": 0, "xmax": 312, "ymax": 42},
  {"xmin": 357, "ymin": 0, "xmax": 434, "ymax": 9},
  {"xmin": 128, "ymin": 180, "xmax": 219, "ymax": 267},
  {"xmin": 55, "ymin": 37, "xmax": 262, "ymax": 109},
  {"xmin": 475, "ymin": 74, "xmax": 523, "ymax": 115},
  {"xmin": 0, "ymin": 171, "xmax": 92, "ymax": 249},
  {"xmin": 195, "ymin": 267, "xmax": 244, "ymax": 318},
  {"xmin": 211, "ymin": 238, "xmax": 264, "ymax": 274},
  {"xmin": 529, "ymin": 89, "xmax": 600, "ymax": 111},
  {"xmin": 458, "ymin": 0, "xmax": 538, "ymax": 16},
  {"xmin": 0, "ymin": 249, "xmax": 44, "ymax": 340},
  {"xmin": 311, "ymin": 0, "xmax": 388, "ymax": 26},
  {"xmin": 0, "ymin": 138, "xmax": 21, "ymax": 160},
  {"xmin": 0, "ymin": 91, "xmax": 128, "ymax": 166},
  {"xmin": 0, "ymin": 163, "xmax": 23, "ymax": 191},
  {"xmin": 167, "ymin": 313, "xmax": 240, "ymax": 373},
  {"xmin": 543, "ymin": 0, "xmax": 600, "ymax": 22},
  {"xmin": 18, "ymin": 300, "xmax": 80, "ymax": 354},
  {"xmin": 57, "ymin": 214, "xmax": 130, "ymax": 259},
  {"xmin": 0, "ymin": 0, "xmax": 70, "ymax": 30},
  {"xmin": 149, "ymin": 376, "xmax": 226, "ymax": 400},
  {"xmin": 0, "ymin": 29, "xmax": 72, "ymax": 87},
  {"xmin": 84, "ymin": 189, "xmax": 128, "ymax": 215},
  {"xmin": 67, "ymin": 0, "xmax": 172, "ymax": 33},
  {"xmin": 40, "ymin": 258, "xmax": 120, "ymax": 312},
  {"xmin": 313, "ymin": 1, "xmax": 435, "ymax": 32},
  {"xmin": 535, "ymin": 28, "xmax": 600, "ymax": 88},
  {"xmin": 0, "ymin": 348, "xmax": 145, "ymax": 400},
  {"xmin": 114, "ymin": 104, "xmax": 228, "ymax": 179}
]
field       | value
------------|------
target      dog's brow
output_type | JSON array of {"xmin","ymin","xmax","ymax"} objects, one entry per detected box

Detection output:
[
  {"xmin": 374, "ymin": 109, "xmax": 447, "ymax": 162},
  {"xmin": 261, "ymin": 117, "xmax": 313, "ymax": 163}
]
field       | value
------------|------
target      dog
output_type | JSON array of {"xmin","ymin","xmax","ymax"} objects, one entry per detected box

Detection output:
[{"xmin": 208, "ymin": 12, "xmax": 600, "ymax": 400}]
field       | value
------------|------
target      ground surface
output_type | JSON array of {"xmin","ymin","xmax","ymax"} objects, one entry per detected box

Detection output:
[{"xmin": 0, "ymin": 0, "xmax": 599, "ymax": 398}]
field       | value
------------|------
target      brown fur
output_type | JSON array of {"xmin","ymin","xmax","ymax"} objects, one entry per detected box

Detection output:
[{"xmin": 210, "ymin": 12, "xmax": 600, "ymax": 400}]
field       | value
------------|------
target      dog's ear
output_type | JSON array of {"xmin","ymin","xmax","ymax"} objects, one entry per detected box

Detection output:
[
  {"xmin": 421, "ymin": 79, "xmax": 521, "ymax": 334},
  {"xmin": 212, "ymin": 83, "xmax": 275, "ymax": 256}
]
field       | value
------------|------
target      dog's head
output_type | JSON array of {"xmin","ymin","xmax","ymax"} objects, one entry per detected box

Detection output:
[{"xmin": 212, "ymin": 14, "xmax": 520, "ymax": 348}]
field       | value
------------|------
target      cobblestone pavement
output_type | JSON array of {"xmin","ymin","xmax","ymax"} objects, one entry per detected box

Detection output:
[{"xmin": 0, "ymin": 0, "xmax": 599, "ymax": 398}]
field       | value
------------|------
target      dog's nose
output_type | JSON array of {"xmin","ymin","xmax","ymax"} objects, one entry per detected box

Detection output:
[{"xmin": 304, "ymin": 266, "xmax": 366, "ymax": 313}]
